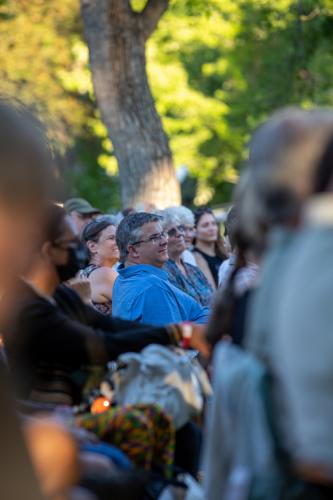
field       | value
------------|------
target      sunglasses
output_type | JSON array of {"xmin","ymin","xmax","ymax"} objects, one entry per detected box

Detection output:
[{"xmin": 167, "ymin": 225, "xmax": 185, "ymax": 237}]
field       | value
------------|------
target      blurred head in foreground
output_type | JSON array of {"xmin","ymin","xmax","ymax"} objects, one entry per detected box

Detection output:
[
  {"xmin": 0, "ymin": 99, "xmax": 54, "ymax": 291},
  {"xmin": 25, "ymin": 203, "xmax": 82, "ymax": 293},
  {"xmin": 235, "ymin": 107, "xmax": 333, "ymax": 254}
]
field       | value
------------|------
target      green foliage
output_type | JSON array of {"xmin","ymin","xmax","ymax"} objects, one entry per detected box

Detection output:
[
  {"xmin": 1, "ymin": 0, "xmax": 333, "ymax": 207},
  {"xmin": 144, "ymin": 0, "xmax": 333, "ymax": 204},
  {"xmin": 0, "ymin": 0, "xmax": 119, "ymax": 211}
]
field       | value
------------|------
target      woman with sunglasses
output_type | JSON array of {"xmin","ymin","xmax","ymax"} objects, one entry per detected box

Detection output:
[
  {"xmin": 161, "ymin": 209, "xmax": 213, "ymax": 307},
  {"xmin": 81, "ymin": 215, "xmax": 120, "ymax": 314},
  {"xmin": 193, "ymin": 208, "xmax": 227, "ymax": 290}
]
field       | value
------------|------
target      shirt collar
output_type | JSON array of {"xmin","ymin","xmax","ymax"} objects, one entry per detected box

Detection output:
[{"xmin": 120, "ymin": 263, "xmax": 168, "ymax": 280}]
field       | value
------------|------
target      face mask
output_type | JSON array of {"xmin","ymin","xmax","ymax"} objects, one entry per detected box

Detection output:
[{"xmin": 55, "ymin": 247, "xmax": 82, "ymax": 282}]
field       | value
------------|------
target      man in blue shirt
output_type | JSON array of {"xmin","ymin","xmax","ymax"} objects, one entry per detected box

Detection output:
[{"xmin": 113, "ymin": 213, "xmax": 209, "ymax": 325}]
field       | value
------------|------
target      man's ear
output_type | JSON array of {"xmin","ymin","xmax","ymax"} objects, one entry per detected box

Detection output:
[
  {"xmin": 127, "ymin": 244, "xmax": 139, "ymax": 260},
  {"xmin": 41, "ymin": 241, "xmax": 53, "ymax": 263},
  {"xmin": 86, "ymin": 240, "xmax": 97, "ymax": 255}
]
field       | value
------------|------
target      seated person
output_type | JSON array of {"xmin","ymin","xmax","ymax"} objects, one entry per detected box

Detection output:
[
  {"xmin": 161, "ymin": 208, "xmax": 213, "ymax": 307},
  {"xmin": 112, "ymin": 212, "xmax": 210, "ymax": 325},
  {"xmin": 64, "ymin": 197, "xmax": 102, "ymax": 270},
  {"xmin": 2, "ymin": 204, "xmax": 209, "ymax": 405},
  {"xmin": 192, "ymin": 208, "xmax": 227, "ymax": 290},
  {"xmin": 80, "ymin": 215, "xmax": 120, "ymax": 315},
  {"xmin": 64, "ymin": 197, "xmax": 101, "ymax": 237},
  {"xmin": 218, "ymin": 206, "xmax": 259, "ymax": 295},
  {"xmin": 165, "ymin": 206, "xmax": 197, "ymax": 266}
]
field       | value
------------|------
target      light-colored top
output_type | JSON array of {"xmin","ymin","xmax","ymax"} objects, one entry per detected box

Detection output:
[
  {"xmin": 245, "ymin": 227, "xmax": 296, "ymax": 364},
  {"xmin": 218, "ymin": 253, "xmax": 259, "ymax": 296},
  {"xmin": 112, "ymin": 264, "xmax": 209, "ymax": 325},
  {"xmin": 182, "ymin": 249, "xmax": 197, "ymax": 267},
  {"xmin": 203, "ymin": 341, "xmax": 280, "ymax": 500},
  {"xmin": 271, "ymin": 194, "xmax": 333, "ymax": 468}
]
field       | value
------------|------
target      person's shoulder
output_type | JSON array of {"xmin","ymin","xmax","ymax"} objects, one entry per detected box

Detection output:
[
  {"xmin": 192, "ymin": 249, "xmax": 206, "ymax": 265},
  {"xmin": 139, "ymin": 270, "xmax": 166, "ymax": 286},
  {"xmin": 132, "ymin": 277, "xmax": 174, "ymax": 308},
  {"xmin": 90, "ymin": 266, "xmax": 118, "ymax": 284},
  {"xmin": 141, "ymin": 276, "xmax": 169, "ymax": 296},
  {"xmin": 164, "ymin": 259, "xmax": 174, "ymax": 270},
  {"xmin": 220, "ymin": 257, "xmax": 230, "ymax": 268},
  {"xmin": 16, "ymin": 280, "xmax": 56, "ymax": 312},
  {"xmin": 14, "ymin": 283, "xmax": 60, "ymax": 331}
]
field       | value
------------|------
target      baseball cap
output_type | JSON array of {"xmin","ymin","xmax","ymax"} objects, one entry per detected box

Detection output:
[{"xmin": 64, "ymin": 197, "xmax": 101, "ymax": 215}]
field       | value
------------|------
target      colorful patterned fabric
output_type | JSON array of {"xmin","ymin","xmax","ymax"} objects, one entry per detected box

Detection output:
[
  {"xmin": 79, "ymin": 264, "xmax": 112, "ymax": 315},
  {"xmin": 76, "ymin": 403, "xmax": 175, "ymax": 477},
  {"xmin": 165, "ymin": 259, "xmax": 213, "ymax": 307}
]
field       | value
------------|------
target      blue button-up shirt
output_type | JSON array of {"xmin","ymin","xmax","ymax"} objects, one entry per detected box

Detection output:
[{"xmin": 112, "ymin": 264, "xmax": 209, "ymax": 325}]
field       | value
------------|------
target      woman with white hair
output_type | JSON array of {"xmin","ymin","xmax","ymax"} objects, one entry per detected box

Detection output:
[
  {"xmin": 161, "ymin": 209, "xmax": 213, "ymax": 306},
  {"xmin": 166, "ymin": 206, "xmax": 197, "ymax": 266}
]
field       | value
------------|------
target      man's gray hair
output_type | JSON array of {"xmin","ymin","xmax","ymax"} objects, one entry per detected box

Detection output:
[{"xmin": 116, "ymin": 212, "xmax": 163, "ymax": 262}]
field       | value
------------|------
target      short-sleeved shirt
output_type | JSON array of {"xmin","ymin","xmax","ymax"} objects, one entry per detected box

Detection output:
[{"xmin": 112, "ymin": 264, "xmax": 209, "ymax": 325}]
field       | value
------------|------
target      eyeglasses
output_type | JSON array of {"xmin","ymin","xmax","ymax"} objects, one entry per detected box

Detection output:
[
  {"xmin": 167, "ymin": 225, "xmax": 185, "ymax": 237},
  {"xmin": 131, "ymin": 232, "xmax": 168, "ymax": 246}
]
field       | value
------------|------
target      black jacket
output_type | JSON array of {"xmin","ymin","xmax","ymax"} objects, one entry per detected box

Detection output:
[{"xmin": 3, "ymin": 281, "xmax": 175, "ymax": 402}]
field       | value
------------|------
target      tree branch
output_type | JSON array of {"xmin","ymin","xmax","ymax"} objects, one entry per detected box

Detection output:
[{"xmin": 140, "ymin": 0, "xmax": 169, "ymax": 41}]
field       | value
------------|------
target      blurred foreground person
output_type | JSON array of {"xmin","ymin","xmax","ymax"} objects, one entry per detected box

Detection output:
[
  {"xmin": 161, "ymin": 209, "xmax": 213, "ymax": 307},
  {"xmin": 0, "ymin": 100, "xmax": 70, "ymax": 500},
  {"xmin": 270, "ymin": 135, "xmax": 333, "ymax": 498},
  {"xmin": 203, "ymin": 108, "xmax": 333, "ymax": 500},
  {"xmin": 24, "ymin": 419, "xmax": 80, "ymax": 500},
  {"xmin": 193, "ymin": 208, "xmax": 226, "ymax": 289},
  {"xmin": 80, "ymin": 215, "xmax": 119, "ymax": 314},
  {"xmin": 113, "ymin": 212, "xmax": 209, "ymax": 325},
  {"xmin": 243, "ymin": 108, "xmax": 333, "ymax": 362}
]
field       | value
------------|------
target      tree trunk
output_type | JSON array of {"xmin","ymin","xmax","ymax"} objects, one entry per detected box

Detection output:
[{"xmin": 81, "ymin": 0, "xmax": 181, "ymax": 209}]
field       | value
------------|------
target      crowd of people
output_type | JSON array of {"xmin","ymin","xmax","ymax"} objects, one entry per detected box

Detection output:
[{"xmin": 1, "ymin": 99, "xmax": 333, "ymax": 500}]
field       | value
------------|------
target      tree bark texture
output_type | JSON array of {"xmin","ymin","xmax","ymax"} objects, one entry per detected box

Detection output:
[{"xmin": 81, "ymin": 0, "xmax": 181, "ymax": 208}]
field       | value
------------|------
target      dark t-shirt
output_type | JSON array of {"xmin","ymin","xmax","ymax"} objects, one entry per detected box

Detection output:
[{"xmin": 193, "ymin": 248, "xmax": 225, "ymax": 286}]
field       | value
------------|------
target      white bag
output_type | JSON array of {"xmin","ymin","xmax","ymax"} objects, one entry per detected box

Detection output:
[{"xmin": 112, "ymin": 345, "xmax": 212, "ymax": 429}]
